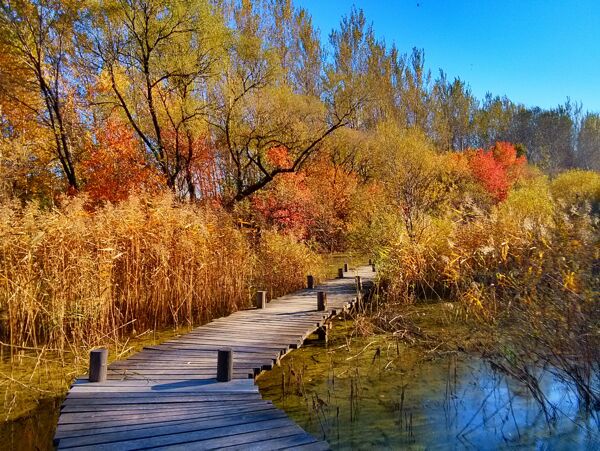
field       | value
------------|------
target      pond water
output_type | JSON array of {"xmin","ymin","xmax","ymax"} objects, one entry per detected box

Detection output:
[{"xmin": 257, "ymin": 323, "xmax": 600, "ymax": 450}]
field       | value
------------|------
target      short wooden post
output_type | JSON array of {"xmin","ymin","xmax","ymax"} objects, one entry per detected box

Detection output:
[
  {"xmin": 217, "ymin": 348, "xmax": 233, "ymax": 382},
  {"xmin": 356, "ymin": 276, "xmax": 362, "ymax": 291},
  {"xmin": 372, "ymin": 263, "xmax": 376, "ymax": 272},
  {"xmin": 317, "ymin": 291, "xmax": 327, "ymax": 311},
  {"xmin": 337, "ymin": 268, "xmax": 344, "ymax": 278},
  {"xmin": 255, "ymin": 290, "xmax": 267, "ymax": 309},
  {"xmin": 368, "ymin": 258, "xmax": 372, "ymax": 265},
  {"xmin": 307, "ymin": 275, "xmax": 315, "ymax": 289},
  {"xmin": 89, "ymin": 349, "xmax": 107, "ymax": 383},
  {"xmin": 343, "ymin": 262, "xmax": 349, "ymax": 272},
  {"xmin": 317, "ymin": 326, "xmax": 328, "ymax": 342}
]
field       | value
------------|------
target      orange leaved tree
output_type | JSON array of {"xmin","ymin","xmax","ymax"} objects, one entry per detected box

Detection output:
[
  {"xmin": 466, "ymin": 142, "xmax": 526, "ymax": 202},
  {"xmin": 82, "ymin": 119, "xmax": 164, "ymax": 203}
]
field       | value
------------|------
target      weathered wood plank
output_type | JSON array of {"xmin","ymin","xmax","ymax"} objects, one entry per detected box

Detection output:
[
  {"xmin": 59, "ymin": 399, "xmax": 266, "ymax": 414},
  {"xmin": 69, "ymin": 378, "xmax": 257, "ymax": 392},
  {"xmin": 57, "ymin": 412, "xmax": 290, "ymax": 448},
  {"xmin": 58, "ymin": 402, "xmax": 274, "ymax": 426},
  {"xmin": 138, "ymin": 424, "xmax": 307, "ymax": 451},
  {"xmin": 219, "ymin": 432, "xmax": 323, "ymax": 450},
  {"xmin": 56, "ymin": 405, "xmax": 279, "ymax": 437}
]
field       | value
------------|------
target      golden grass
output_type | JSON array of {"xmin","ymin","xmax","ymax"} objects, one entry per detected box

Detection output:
[
  {"xmin": 0, "ymin": 195, "xmax": 251, "ymax": 355},
  {"xmin": 0, "ymin": 193, "xmax": 322, "ymax": 356}
]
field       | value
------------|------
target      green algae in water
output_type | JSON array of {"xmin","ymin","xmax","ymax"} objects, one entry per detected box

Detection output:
[{"xmin": 258, "ymin": 328, "xmax": 600, "ymax": 450}]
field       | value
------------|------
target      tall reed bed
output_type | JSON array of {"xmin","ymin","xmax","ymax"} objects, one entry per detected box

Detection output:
[
  {"xmin": 0, "ymin": 194, "xmax": 321, "ymax": 357},
  {"xmin": 254, "ymin": 230, "xmax": 323, "ymax": 300}
]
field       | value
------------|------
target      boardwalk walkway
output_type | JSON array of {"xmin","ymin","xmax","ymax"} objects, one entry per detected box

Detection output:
[{"xmin": 53, "ymin": 265, "xmax": 375, "ymax": 450}]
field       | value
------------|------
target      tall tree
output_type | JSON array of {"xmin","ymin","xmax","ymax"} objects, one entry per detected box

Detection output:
[
  {"xmin": 472, "ymin": 94, "xmax": 515, "ymax": 148},
  {"xmin": 431, "ymin": 72, "xmax": 475, "ymax": 150},
  {"xmin": 402, "ymin": 48, "xmax": 430, "ymax": 130},
  {"xmin": 263, "ymin": 0, "xmax": 323, "ymax": 96},
  {"xmin": 577, "ymin": 113, "xmax": 600, "ymax": 170},
  {"xmin": 0, "ymin": 0, "xmax": 81, "ymax": 190},
  {"xmin": 208, "ymin": 0, "xmax": 357, "ymax": 206},
  {"xmin": 84, "ymin": 0, "xmax": 224, "ymax": 198},
  {"xmin": 327, "ymin": 7, "xmax": 374, "ymax": 129}
]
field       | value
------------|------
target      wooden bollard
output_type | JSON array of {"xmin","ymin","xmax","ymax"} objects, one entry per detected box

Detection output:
[
  {"xmin": 307, "ymin": 275, "xmax": 315, "ymax": 289},
  {"xmin": 255, "ymin": 290, "xmax": 267, "ymax": 309},
  {"xmin": 337, "ymin": 268, "xmax": 344, "ymax": 278},
  {"xmin": 217, "ymin": 348, "xmax": 233, "ymax": 382},
  {"xmin": 372, "ymin": 263, "xmax": 376, "ymax": 272},
  {"xmin": 89, "ymin": 348, "xmax": 107, "ymax": 383},
  {"xmin": 343, "ymin": 262, "xmax": 349, "ymax": 272},
  {"xmin": 368, "ymin": 258, "xmax": 372, "ymax": 265},
  {"xmin": 317, "ymin": 326, "xmax": 328, "ymax": 342},
  {"xmin": 317, "ymin": 291, "xmax": 327, "ymax": 311},
  {"xmin": 356, "ymin": 276, "xmax": 362, "ymax": 291}
]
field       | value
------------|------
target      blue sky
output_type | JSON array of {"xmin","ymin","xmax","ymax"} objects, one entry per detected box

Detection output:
[{"xmin": 297, "ymin": 0, "xmax": 600, "ymax": 111}]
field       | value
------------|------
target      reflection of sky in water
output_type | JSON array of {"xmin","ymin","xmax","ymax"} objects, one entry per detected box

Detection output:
[
  {"xmin": 258, "ymin": 344, "xmax": 600, "ymax": 450},
  {"xmin": 411, "ymin": 359, "xmax": 597, "ymax": 450}
]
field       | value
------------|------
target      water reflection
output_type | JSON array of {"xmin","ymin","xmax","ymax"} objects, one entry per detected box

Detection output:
[{"xmin": 258, "ymin": 336, "xmax": 600, "ymax": 450}]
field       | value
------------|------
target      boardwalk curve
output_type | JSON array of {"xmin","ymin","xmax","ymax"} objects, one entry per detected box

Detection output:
[{"xmin": 54, "ymin": 265, "xmax": 376, "ymax": 450}]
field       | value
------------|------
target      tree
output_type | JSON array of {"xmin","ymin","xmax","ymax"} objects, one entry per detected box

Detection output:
[
  {"xmin": 81, "ymin": 118, "xmax": 164, "ymax": 203},
  {"xmin": 431, "ymin": 72, "xmax": 475, "ymax": 150},
  {"xmin": 84, "ymin": 0, "xmax": 224, "ymax": 199},
  {"xmin": 262, "ymin": 0, "xmax": 322, "ymax": 96},
  {"xmin": 577, "ymin": 113, "xmax": 600, "ymax": 170},
  {"xmin": 472, "ymin": 93, "xmax": 515, "ymax": 148},
  {"xmin": 466, "ymin": 142, "xmax": 526, "ymax": 202},
  {"xmin": 0, "ymin": 0, "xmax": 82, "ymax": 190},
  {"xmin": 402, "ymin": 48, "xmax": 430, "ymax": 130},
  {"xmin": 208, "ymin": 0, "xmax": 357, "ymax": 206},
  {"xmin": 504, "ymin": 102, "xmax": 577, "ymax": 173}
]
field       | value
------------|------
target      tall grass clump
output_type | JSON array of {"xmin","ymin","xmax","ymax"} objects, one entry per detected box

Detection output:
[
  {"xmin": 254, "ymin": 230, "xmax": 323, "ymax": 300},
  {"xmin": 0, "ymin": 193, "xmax": 320, "ymax": 357}
]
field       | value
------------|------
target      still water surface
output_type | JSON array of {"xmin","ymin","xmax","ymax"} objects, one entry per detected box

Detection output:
[{"xmin": 257, "ymin": 330, "xmax": 599, "ymax": 450}]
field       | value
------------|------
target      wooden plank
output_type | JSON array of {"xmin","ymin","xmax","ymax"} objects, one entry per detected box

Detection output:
[
  {"xmin": 69, "ymin": 378, "xmax": 257, "ymax": 392},
  {"xmin": 104, "ymin": 374, "xmax": 254, "ymax": 381},
  {"xmin": 140, "ymin": 343, "xmax": 289, "ymax": 354},
  {"xmin": 162, "ymin": 336, "xmax": 299, "ymax": 348},
  {"xmin": 59, "ymin": 399, "xmax": 265, "ymax": 414},
  {"xmin": 58, "ymin": 402, "xmax": 273, "ymax": 426},
  {"xmin": 62, "ymin": 397, "xmax": 263, "ymax": 410},
  {"xmin": 56, "ymin": 405, "xmax": 281, "ymax": 439},
  {"xmin": 220, "ymin": 432, "xmax": 322, "ymax": 450},
  {"xmin": 57, "ymin": 411, "xmax": 290, "ymax": 448},
  {"xmin": 154, "ymin": 424, "xmax": 308, "ymax": 450}
]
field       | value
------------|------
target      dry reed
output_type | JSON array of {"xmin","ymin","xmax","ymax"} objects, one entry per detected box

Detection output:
[{"xmin": 0, "ymin": 193, "xmax": 321, "ymax": 358}]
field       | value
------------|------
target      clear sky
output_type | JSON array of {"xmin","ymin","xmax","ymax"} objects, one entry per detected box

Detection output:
[{"xmin": 297, "ymin": 0, "xmax": 600, "ymax": 111}]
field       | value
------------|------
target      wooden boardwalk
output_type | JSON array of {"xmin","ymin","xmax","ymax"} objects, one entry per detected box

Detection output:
[{"xmin": 54, "ymin": 265, "xmax": 375, "ymax": 450}]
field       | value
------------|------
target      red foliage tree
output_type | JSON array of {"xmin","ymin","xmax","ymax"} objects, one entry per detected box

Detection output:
[
  {"xmin": 251, "ymin": 147, "xmax": 314, "ymax": 237},
  {"xmin": 81, "ymin": 118, "xmax": 164, "ymax": 203},
  {"xmin": 466, "ymin": 142, "xmax": 526, "ymax": 202},
  {"xmin": 251, "ymin": 147, "xmax": 358, "ymax": 249}
]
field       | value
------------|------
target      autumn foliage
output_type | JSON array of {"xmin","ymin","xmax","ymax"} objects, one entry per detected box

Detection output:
[
  {"xmin": 250, "ymin": 147, "xmax": 358, "ymax": 248},
  {"xmin": 82, "ymin": 119, "xmax": 164, "ymax": 203},
  {"xmin": 462, "ymin": 142, "xmax": 527, "ymax": 202}
]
